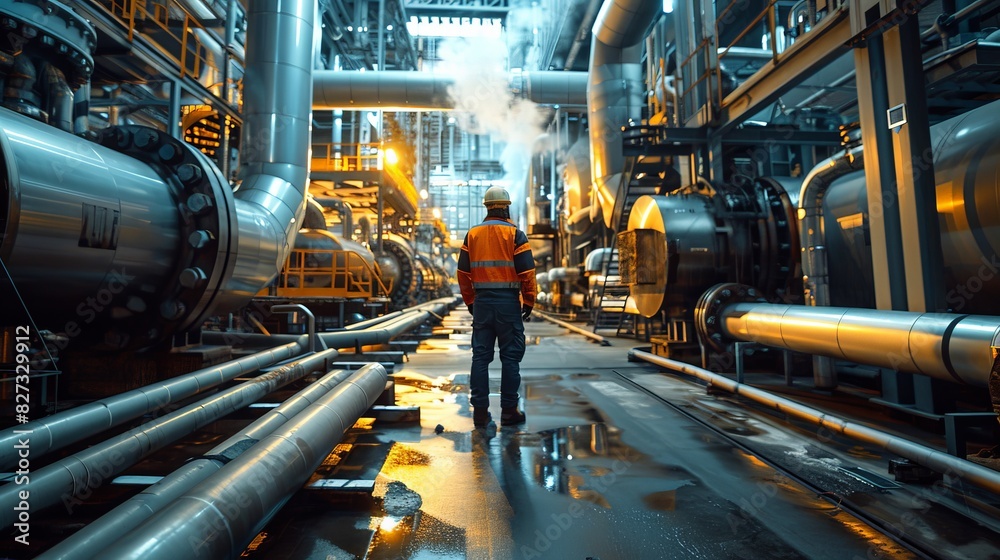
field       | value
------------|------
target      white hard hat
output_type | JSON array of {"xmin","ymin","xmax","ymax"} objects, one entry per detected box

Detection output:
[{"xmin": 483, "ymin": 186, "xmax": 511, "ymax": 207}]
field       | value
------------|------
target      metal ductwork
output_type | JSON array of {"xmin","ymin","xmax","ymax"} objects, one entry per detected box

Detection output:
[
  {"xmin": 219, "ymin": 0, "xmax": 316, "ymax": 304},
  {"xmin": 587, "ymin": 0, "xmax": 661, "ymax": 227},
  {"xmin": 313, "ymin": 70, "xmax": 588, "ymax": 110},
  {"xmin": 0, "ymin": 0, "xmax": 314, "ymax": 349}
]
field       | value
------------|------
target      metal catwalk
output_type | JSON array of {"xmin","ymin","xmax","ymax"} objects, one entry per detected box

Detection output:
[{"xmin": 232, "ymin": 306, "xmax": 1000, "ymax": 560}]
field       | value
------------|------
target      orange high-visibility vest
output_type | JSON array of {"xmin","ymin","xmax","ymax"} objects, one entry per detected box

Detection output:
[{"xmin": 457, "ymin": 218, "xmax": 536, "ymax": 307}]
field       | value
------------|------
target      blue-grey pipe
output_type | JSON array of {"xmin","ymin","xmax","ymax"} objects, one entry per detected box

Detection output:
[
  {"xmin": 312, "ymin": 70, "xmax": 588, "ymax": 110},
  {"xmin": 0, "ymin": 348, "xmax": 338, "ymax": 529},
  {"xmin": 0, "ymin": 341, "xmax": 303, "ymax": 471},
  {"xmin": 94, "ymin": 363, "xmax": 388, "ymax": 559},
  {"xmin": 217, "ymin": 0, "xmax": 317, "ymax": 306},
  {"xmin": 38, "ymin": 366, "xmax": 357, "ymax": 560}
]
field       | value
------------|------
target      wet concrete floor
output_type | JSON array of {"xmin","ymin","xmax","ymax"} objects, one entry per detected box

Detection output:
[{"xmin": 245, "ymin": 307, "xmax": 1000, "ymax": 559}]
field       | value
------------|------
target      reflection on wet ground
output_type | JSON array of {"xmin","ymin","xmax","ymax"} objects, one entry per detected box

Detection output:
[{"xmin": 246, "ymin": 312, "xmax": 1000, "ymax": 559}]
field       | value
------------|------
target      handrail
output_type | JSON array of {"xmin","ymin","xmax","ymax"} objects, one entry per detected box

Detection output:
[
  {"xmin": 98, "ymin": 0, "xmax": 213, "ymax": 82},
  {"xmin": 675, "ymin": 0, "xmax": 799, "ymax": 123},
  {"xmin": 269, "ymin": 249, "xmax": 392, "ymax": 299},
  {"xmin": 311, "ymin": 142, "xmax": 383, "ymax": 172}
]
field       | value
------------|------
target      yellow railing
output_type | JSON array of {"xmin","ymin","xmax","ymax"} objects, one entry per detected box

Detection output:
[
  {"xmin": 311, "ymin": 143, "xmax": 383, "ymax": 172},
  {"xmin": 267, "ymin": 249, "xmax": 392, "ymax": 299},
  {"xmin": 100, "ymin": 0, "xmax": 212, "ymax": 82}
]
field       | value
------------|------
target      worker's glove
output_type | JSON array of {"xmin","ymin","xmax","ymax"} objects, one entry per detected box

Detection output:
[
  {"xmin": 521, "ymin": 305, "xmax": 532, "ymax": 321},
  {"xmin": 468, "ymin": 304, "xmax": 474, "ymax": 316}
]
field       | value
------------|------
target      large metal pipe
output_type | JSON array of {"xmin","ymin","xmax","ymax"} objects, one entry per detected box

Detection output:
[
  {"xmin": 799, "ymin": 145, "xmax": 864, "ymax": 388},
  {"xmin": 94, "ymin": 363, "xmax": 388, "ymax": 559},
  {"xmin": 587, "ymin": 0, "xmax": 661, "ymax": 227},
  {"xmin": 0, "ymin": 0, "xmax": 315, "ymax": 349},
  {"xmin": 0, "ymin": 348, "xmax": 338, "ymax": 529},
  {"xmin": 219, "ymin": 0, "xmax": 316, "ymax": 305},
  {"xmin": 696, "ymin": 283, "xmax": 1000, "ymax": 387},
  {"xmin": 800, "ymin": 145, "xmax": 865, "ymax": 309},
  {"xmin": 312, "ymin": 70, "xmax": 588, "ymax": 110},
  {"xmin": 0, "ymin": 341, "xmax": 303, "ymax": 470},
  {"xmin": 38, "ymin": 366, "xmax": 358, "ymax": 560},
  {"xmin": 630, "ymin": 349, "xmax": 1000, "ymax": 494}
]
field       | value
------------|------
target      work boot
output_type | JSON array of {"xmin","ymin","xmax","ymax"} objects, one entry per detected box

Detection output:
[
  {"xmin": 473, "ymin": 407, "xmax": 491, "ymax": 428},
  {"xmin": 501, "ymin": 407, "xmax": 526, "ymax": 426}
]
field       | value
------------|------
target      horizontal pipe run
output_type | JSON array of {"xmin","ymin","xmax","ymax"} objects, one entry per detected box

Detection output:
[
  {"xmin": 0, "ymin": 341, "xmax": 304, "ymax": 470},
  {"xmin": 630, "ymin": 350, "xmax": 1000, "ymax": 494},
  {"xmin": 0, "ymin": 349, "xmax": 338, "ymax": 529},
  {"xmin": 95, "ymin": 363, "xmax": 389, "ymax": 559},
  {"xmin": 536, "ymin": 311, "xmax": 612, "ymax": 346},
  {"xmin": 718, "ymin": 302, "xmax": 1000, "ymax": 387},
  {"xmin": 38, "ymin": 366, "xmax": 357, "ymax": 560},
  {"xmin": 199, "ymin": 297, "xmax": 456, "ymax": 348},
  {"xmin": 312, "ymin": 70, "xmax": 588, "ymax": 110},
  {"xmin": 342, "ymin": 310, "xmax": 405, "ymax": 330}
]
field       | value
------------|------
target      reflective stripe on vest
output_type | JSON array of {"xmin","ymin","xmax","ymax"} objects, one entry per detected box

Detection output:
[{"xmin": 473, "ymin": 281, "xmax": 521, "ymax": 290}]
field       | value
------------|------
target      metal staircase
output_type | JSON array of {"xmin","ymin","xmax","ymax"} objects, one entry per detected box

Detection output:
[
  {"xmin": 610, "ymin": 154, "xmax": 671, "ymax": 234},
  {"xmin": 591, "ymin": 244, "xmax": 629, "ymax": 333}
]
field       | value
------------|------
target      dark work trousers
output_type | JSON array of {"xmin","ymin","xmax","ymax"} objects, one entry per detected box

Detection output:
[{"xmin": 469, "ymin": 289, "xmax": 525, "ymax": 409}]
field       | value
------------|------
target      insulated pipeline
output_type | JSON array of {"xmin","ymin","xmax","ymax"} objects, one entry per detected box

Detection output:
[
  {"xmin": 0, "ymin": 341, "xmax": 304, "ymax": 470},
  {"xmin": 695, "ymin": 283, "xmax": 1000, "ymax": 388},
  {"xmin": 95, "ymin": 363, "xmax": 389, "ymax": 559},
  {"xmin": 587, "ymin": 0, "xmax": 662, "ymax": 227},
  {"xmin": 38, "ymin": 366, "xmax": 358, "ymax": 560},
  {"xmin": 0, "ymin": 348, "xmax": 338, "ymax": 529}
]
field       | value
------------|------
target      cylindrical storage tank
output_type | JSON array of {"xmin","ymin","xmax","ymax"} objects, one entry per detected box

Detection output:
[
  {"xmin": 821, "ymin": 172, "xmax": 875, "ymax": 308},
  {"xmin": 818, "ymin": 99, "xmax": 1000, "ymax": 314}
]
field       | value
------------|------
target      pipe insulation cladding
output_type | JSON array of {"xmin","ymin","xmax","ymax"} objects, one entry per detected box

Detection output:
[
  {"xmin": 0, "ymin": 0, "xmax": 316, "ymax": 349},
  {"xmin": 587, "ymin": 0, "xmax": 663, "ymax": 228}
]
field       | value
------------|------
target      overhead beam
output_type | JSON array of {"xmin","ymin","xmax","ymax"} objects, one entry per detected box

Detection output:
[{"xmin": 716, "ymin": 6, "xmax": 853, "ymax": 135}]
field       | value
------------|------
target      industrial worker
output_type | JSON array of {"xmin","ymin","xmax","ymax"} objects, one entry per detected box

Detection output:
[{"xmin": 457, "ymin": 186, "xmax": 536, "ymax": 428}]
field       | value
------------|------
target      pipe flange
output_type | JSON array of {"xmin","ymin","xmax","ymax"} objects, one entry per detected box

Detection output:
[
  {"xmin": 695, "ymin": 283, "xmax": 767, "ymax": 352},
  {"xmin": 97, "ymin": 125, "xmax": 235, "ymax": 349},
  {"xmin": 0, "ymin": 0, "xmax": 97, "ymax": 86},
  {"xmin": 757, "ymin": 177, "xmax": 800, "ymax": 299}
]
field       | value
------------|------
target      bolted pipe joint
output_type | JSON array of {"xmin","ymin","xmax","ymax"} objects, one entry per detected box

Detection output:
[{"xmin": 694, "ymin": 283, "xmax": 768, "ymax": 353}]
